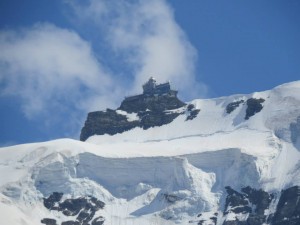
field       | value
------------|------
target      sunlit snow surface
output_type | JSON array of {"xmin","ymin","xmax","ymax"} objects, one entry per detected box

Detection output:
[{"xmin": 1, "ymin": 81, "xmax": 300, "ymax": 225}]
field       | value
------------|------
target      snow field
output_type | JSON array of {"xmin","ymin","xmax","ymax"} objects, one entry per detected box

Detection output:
[{"xmin": 1, "ymin": 81, "xmax": 300, "ymax": 224}]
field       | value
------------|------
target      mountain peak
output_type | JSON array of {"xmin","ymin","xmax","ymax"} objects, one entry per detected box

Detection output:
[
  {"xmin": 2, "ymin": 81, "xmax": 300, "ymax": 225},
  {"xmin": 80, "ymin": 78, "xmax": 187, "ymax": 141}
]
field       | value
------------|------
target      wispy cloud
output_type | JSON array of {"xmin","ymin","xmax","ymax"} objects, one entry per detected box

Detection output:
[
  {"xmin": 0, "ymin": 23, "xmax": 122, "ymax": 137},
  {"xmin": 67, "ymin": 0, "xmax": 207, "ymax": 99},
  {"xmin": 0, "ymin": 0, "xmax": 207, "ymax": 140}
]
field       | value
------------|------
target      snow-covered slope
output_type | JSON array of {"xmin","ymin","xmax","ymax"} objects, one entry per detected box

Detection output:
[{"xmin": 1, "ymin": 81, "xmax": 300, "ymax": 225}]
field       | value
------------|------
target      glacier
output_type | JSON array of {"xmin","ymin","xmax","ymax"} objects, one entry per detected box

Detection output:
[{"xmin": 1, "ymin": 81, "xmax": 300, "ymax": 225}]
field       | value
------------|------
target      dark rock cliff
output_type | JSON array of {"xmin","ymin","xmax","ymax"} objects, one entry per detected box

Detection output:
[
  {"xmin": 226, "ymin": 98, "xmax": 265, "ymax": 120},
  {"xmin": 80, "ymin": 78, "xmax": 187, "ymax": 141},
  {"xmin": 272, "ymin": 186, "xmax": 300, "ymax": 225},
  {"xmin": 119, "ymin": 94, "xmax": 185, "ymax": 113},
  {"xmin": 226, "ymin": 100, "xmax": 245, "ymax": 114},
  {"xmin": 80, "ymin": 109, "xmax": 140, "ymax": 141},
  {"xmin": 42, "ymin": 193, "xmax": 105, "ymax": 225},
  {"xmin": 245, "ymin": 98, "xmax": 265, "ymax": 120},
  {"xmin": 222, "ymin": 186, "xmax": 273, "ymax": 225},
  {"xmin": 80, "ymin": 95, "xmax": 186, "ymax": 141},
  {"xmin": 220, "ymin": 186, "xmax": 300, "ymax": 225}
]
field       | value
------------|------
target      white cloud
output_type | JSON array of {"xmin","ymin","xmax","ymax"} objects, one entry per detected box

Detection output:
[
  {"xmin": 0, "ymin": 0, "xmax": 208, "ymax": 140},
  {"xmin": 0, "ymin": 23, "xmax": 124, "ymax": 137},
  {"xmin": 0, "ymin": 23, "xmax": 120, "ymax": 118},
  {"xmin": 67, "ymin": 0, "xmax": 208, "ymax": 98}
]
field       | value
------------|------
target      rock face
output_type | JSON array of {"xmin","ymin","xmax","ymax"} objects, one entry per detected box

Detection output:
[
  {"xmin": 225, "ymin": 98, "xmax": 265, "ymax": 120},
  {"xmin": 223, "ymin": 186, "xmax": 274, "ymax": 225},
  {"xmin": 41, "ymin": 218, "xmax": 57, "ymax": 225},
  {"xmin": 186, "ymin": 104, "xmax": 200, "ymax": 121},
  {"xmin": 226, "ymin": 100, "xmax": 245, "ymax": 114},
  {"xmin": 80, "ymin": 78, "xmax": 186, "ymax": 141},
  {"xmin": 80, "ymin": 109, "xmax": 140, "ymax": 141},
  {"xmin": 42, "ymin": 192, "xmax": 105, "ymax": 225},
  {"xmin": 119, "ymin": 93, "xmax": 185, "ymax": 113},
  {"xmin": 220, "ymin": 186, "xmax": 300, "ymax": 225},
  {"xmin": 272, "ymin": 186, "xmax": 300, "ymax": 225},
  {"xmin": 245, "ymin": 98, "xmax": 265, "ymax": 120}
]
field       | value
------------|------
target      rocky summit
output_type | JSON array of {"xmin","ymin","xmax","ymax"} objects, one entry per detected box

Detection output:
[
  {"xmin": 80, "ymin": 77, "xmax": 266, "ymax": 141},
  {"xmin": 80, "ymin": 77, "xmax": 187, "ymax": 141}
]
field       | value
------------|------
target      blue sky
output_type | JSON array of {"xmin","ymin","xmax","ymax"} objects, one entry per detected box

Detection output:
[{"xmin": 0, "ymin": 0, "xmax": 299, "ymax": 146}]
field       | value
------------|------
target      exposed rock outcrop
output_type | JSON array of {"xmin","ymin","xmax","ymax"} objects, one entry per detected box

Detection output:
[
  {"xmin": 226, "ymin": 98, "xmax": 265, "ymax": 119},
  {"xmin": 186, "ymin": 104, "xmax": 200, "ymax": 121},
  {"xmin": 221, "ymin": 186, "xmax": 300, "ymax": 225},
  {"xmin": 272, "ymin": 186, "xmax": 300, "ymax": 225},
  {"xmin": 222, "ymin": 186, "xmax": 274, "ymax": 225},
  {"xmin": 42, "ymin": 193, "xmax": 105, "ymax": 225},
  {"xmin": 226, "ymin": 100, "xmax": 244, "ymax": 114},
  {"xmin": 119, "ymin": 93, "xmax": 185, "ymax": 113},
  {"xmin": 80, "ymin": 109, "xmax": 140, "ymax": 141},
  {"xmin": 80, "ymin": 78, "xmax": 186, "ymax": 141},
  {"xmin": 245, "ymin": 98, "xmax": 265, "ymax": 120},
  {"xmin": 41, "ymin": 218, "xmax": 57, "ymax": 225}
]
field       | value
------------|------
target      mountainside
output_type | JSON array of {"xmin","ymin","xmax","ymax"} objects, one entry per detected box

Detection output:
[{"xmin": 1, "ymin": 81, "xmax": 300, "ymax": 225}]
